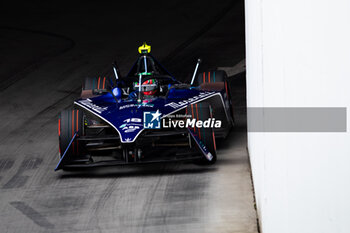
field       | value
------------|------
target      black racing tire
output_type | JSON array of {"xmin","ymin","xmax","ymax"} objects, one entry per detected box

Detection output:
[
  {"xmin": 82, "ymin": 76, "xmax": 109, "ymax": 92},
  {"xmin": 58, "ymin": 108, "xmax": 84, "ymax": 159},
  {"xmin": 194, "ymin": 70, "xmax": 227, "ymax": 86},
  {"xmin": 196, "ymin": 70, "xmax": 235, "ymax": 125},
  {"xmin": 187, "ymin": 102, "xmax": 217, "ymax": 165}
]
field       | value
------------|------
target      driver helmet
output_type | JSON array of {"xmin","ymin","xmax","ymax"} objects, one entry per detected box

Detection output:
[{"xmin": 134, "ymin": 79, "xmax": 158, "ymax": 96}]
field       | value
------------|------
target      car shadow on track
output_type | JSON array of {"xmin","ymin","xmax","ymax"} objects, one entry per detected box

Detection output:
[{"xmin": 57, "ymin": 162, "xmax": 217, "ymax": 179}]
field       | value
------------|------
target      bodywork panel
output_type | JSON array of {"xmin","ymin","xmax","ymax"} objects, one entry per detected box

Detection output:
[{"xmin": 74, "ymin": 89, "xmax": 228, "ymax": 143}]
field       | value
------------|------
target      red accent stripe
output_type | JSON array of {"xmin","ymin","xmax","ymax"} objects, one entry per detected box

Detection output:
[
  {"xmin": 203, "ymin": 72, "xmax": 206, "ymax": 84},
  {"xmin": 208, "ymin": 72, "xmax": 211, "ymax": 83},
  {"xmin": 212, "ymin": 130, "xmax": 216, "ymax": 151},
  {"xmin": 76, "ymin": 110, "xmax": 79, "ymax": 132},
  {"xmin": 97, "ymin": 77, "xmax": 101, "ymax": 89},
  {"xmin": 103, "ymin": 77, "xmax": 106, "ymax": 89},
  {"xmin": 58, "ymin": 118, "xmax": 61, "ymax": 136},
  {"xmin": 195, "ymin": 104, "xmax": 201, "ymax": 139}
]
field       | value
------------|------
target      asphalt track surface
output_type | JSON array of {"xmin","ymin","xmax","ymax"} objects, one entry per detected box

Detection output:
[{"xmin": 0, "ymin": 1, "xmax": 257, "ymax": 232}]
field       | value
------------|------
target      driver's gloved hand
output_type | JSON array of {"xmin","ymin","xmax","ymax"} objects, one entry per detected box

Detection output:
[{"xmin": 128, "ymin": 91, "xmax": 138, "ymax": 99}]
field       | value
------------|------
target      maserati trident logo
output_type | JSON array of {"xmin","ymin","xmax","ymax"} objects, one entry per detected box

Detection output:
[{"xmin": 143, "ymin": 110, "xmax": 161, "ymax": 129}]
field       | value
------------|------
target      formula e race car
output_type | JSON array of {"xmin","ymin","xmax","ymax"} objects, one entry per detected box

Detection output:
[{"xmin": 55, "ymin": 43, "xmax": 234, "ymax": 171}]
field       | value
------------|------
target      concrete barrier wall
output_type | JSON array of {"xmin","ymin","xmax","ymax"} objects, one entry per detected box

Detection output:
[{"xmin": 245, "ymin": 0, "xmax": 350, "ymax": 232}]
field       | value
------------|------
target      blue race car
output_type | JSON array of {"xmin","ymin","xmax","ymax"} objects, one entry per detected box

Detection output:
[{"xmin": 55, "ymin": 43, "xmax": 234, "ymax": 171}]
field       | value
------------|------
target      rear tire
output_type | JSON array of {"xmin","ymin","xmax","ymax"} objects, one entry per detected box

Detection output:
[
  {"xmin": 195, "ymin": 70, "xmax": 227, "ymax": 86},
  {"xmin": 81, "ymin": 77, "xmax": 110, "ymax": 98},
  {"xmin": 58, "ymin": 108, "xmax": 84, "ymax": 160},
  {"xmin": 83, "ymin": 76, "xmax": 109, "ymax": 91},
  {"xmin": 197, "ymin": 70, "xmax": 234, "ymax": 124}
]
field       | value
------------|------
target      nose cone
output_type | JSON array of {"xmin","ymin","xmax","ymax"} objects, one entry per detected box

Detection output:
[
  {"xmin": 117, "ymin": 116, "xmax": 144, "ymax": 143},
  {"xmin": 88, "ymin": 97, "xmax": 165, "ymax": 143},
  {"xmin": 116, "ymin": 107, "xmax": 163, "ymax": 143}
]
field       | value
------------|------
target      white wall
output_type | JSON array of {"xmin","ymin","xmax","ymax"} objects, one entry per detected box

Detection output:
[{"xmin": 245, "ymin": 0, "xmax": 350, "ymax": 232}]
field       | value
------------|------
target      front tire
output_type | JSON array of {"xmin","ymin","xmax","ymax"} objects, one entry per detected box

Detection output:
[{"xmin": 58, "ymin": 108, "xmax": 84, "ymax": 159}]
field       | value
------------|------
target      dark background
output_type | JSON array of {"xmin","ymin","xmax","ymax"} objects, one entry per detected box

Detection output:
[{"xmin": 0, "ymin": 1, "xmax": 245, "ymax": 85}]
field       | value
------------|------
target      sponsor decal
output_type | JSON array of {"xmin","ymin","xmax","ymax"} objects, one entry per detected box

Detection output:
[
  {"xmin": 79, "ymin": 99, "xmax": 108, "ymax": 113},
  {"xmin": 142, "ymin": 111, "xmax": 221, "ymax": 129},
  {"xmin": 119, "ymin": 103, "xmax": 154, "ymax": 110},
  {"xmin": 165, "ymin": 91, "xmax": 215, "ymax": 109},
  {"xmin": 162, "ymin": 118, "xmax": 221, "ymax": 128},
  {"xmin": 122, "ymin": 125, "xmax": 141, "ymax": 133},
  {"xmin": 123, "ymin": 118, "xmax": 142, "ymax": 123},
  {"xmin": 119, "ymin": 118, "xmax": 143, "ymax": 133},
  {"xmin": 143, "ymin": 110, "xmax": 161, "ymax": 129}
]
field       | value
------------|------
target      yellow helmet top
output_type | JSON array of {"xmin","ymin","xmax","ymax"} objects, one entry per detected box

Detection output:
[{"xmin": 138, "ymin": 42, "xmax": 151, "ymax": 54}]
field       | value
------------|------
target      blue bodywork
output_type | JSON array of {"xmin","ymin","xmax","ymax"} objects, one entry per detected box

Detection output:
[{"xmin": 74, "ymin": 88, "xmax": 220, "ymax": 143}]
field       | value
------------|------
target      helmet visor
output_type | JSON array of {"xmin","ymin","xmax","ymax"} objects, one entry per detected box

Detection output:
[{"xmin": 133, "ymin": 79, "xmax": 158, "ymax": 92}]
